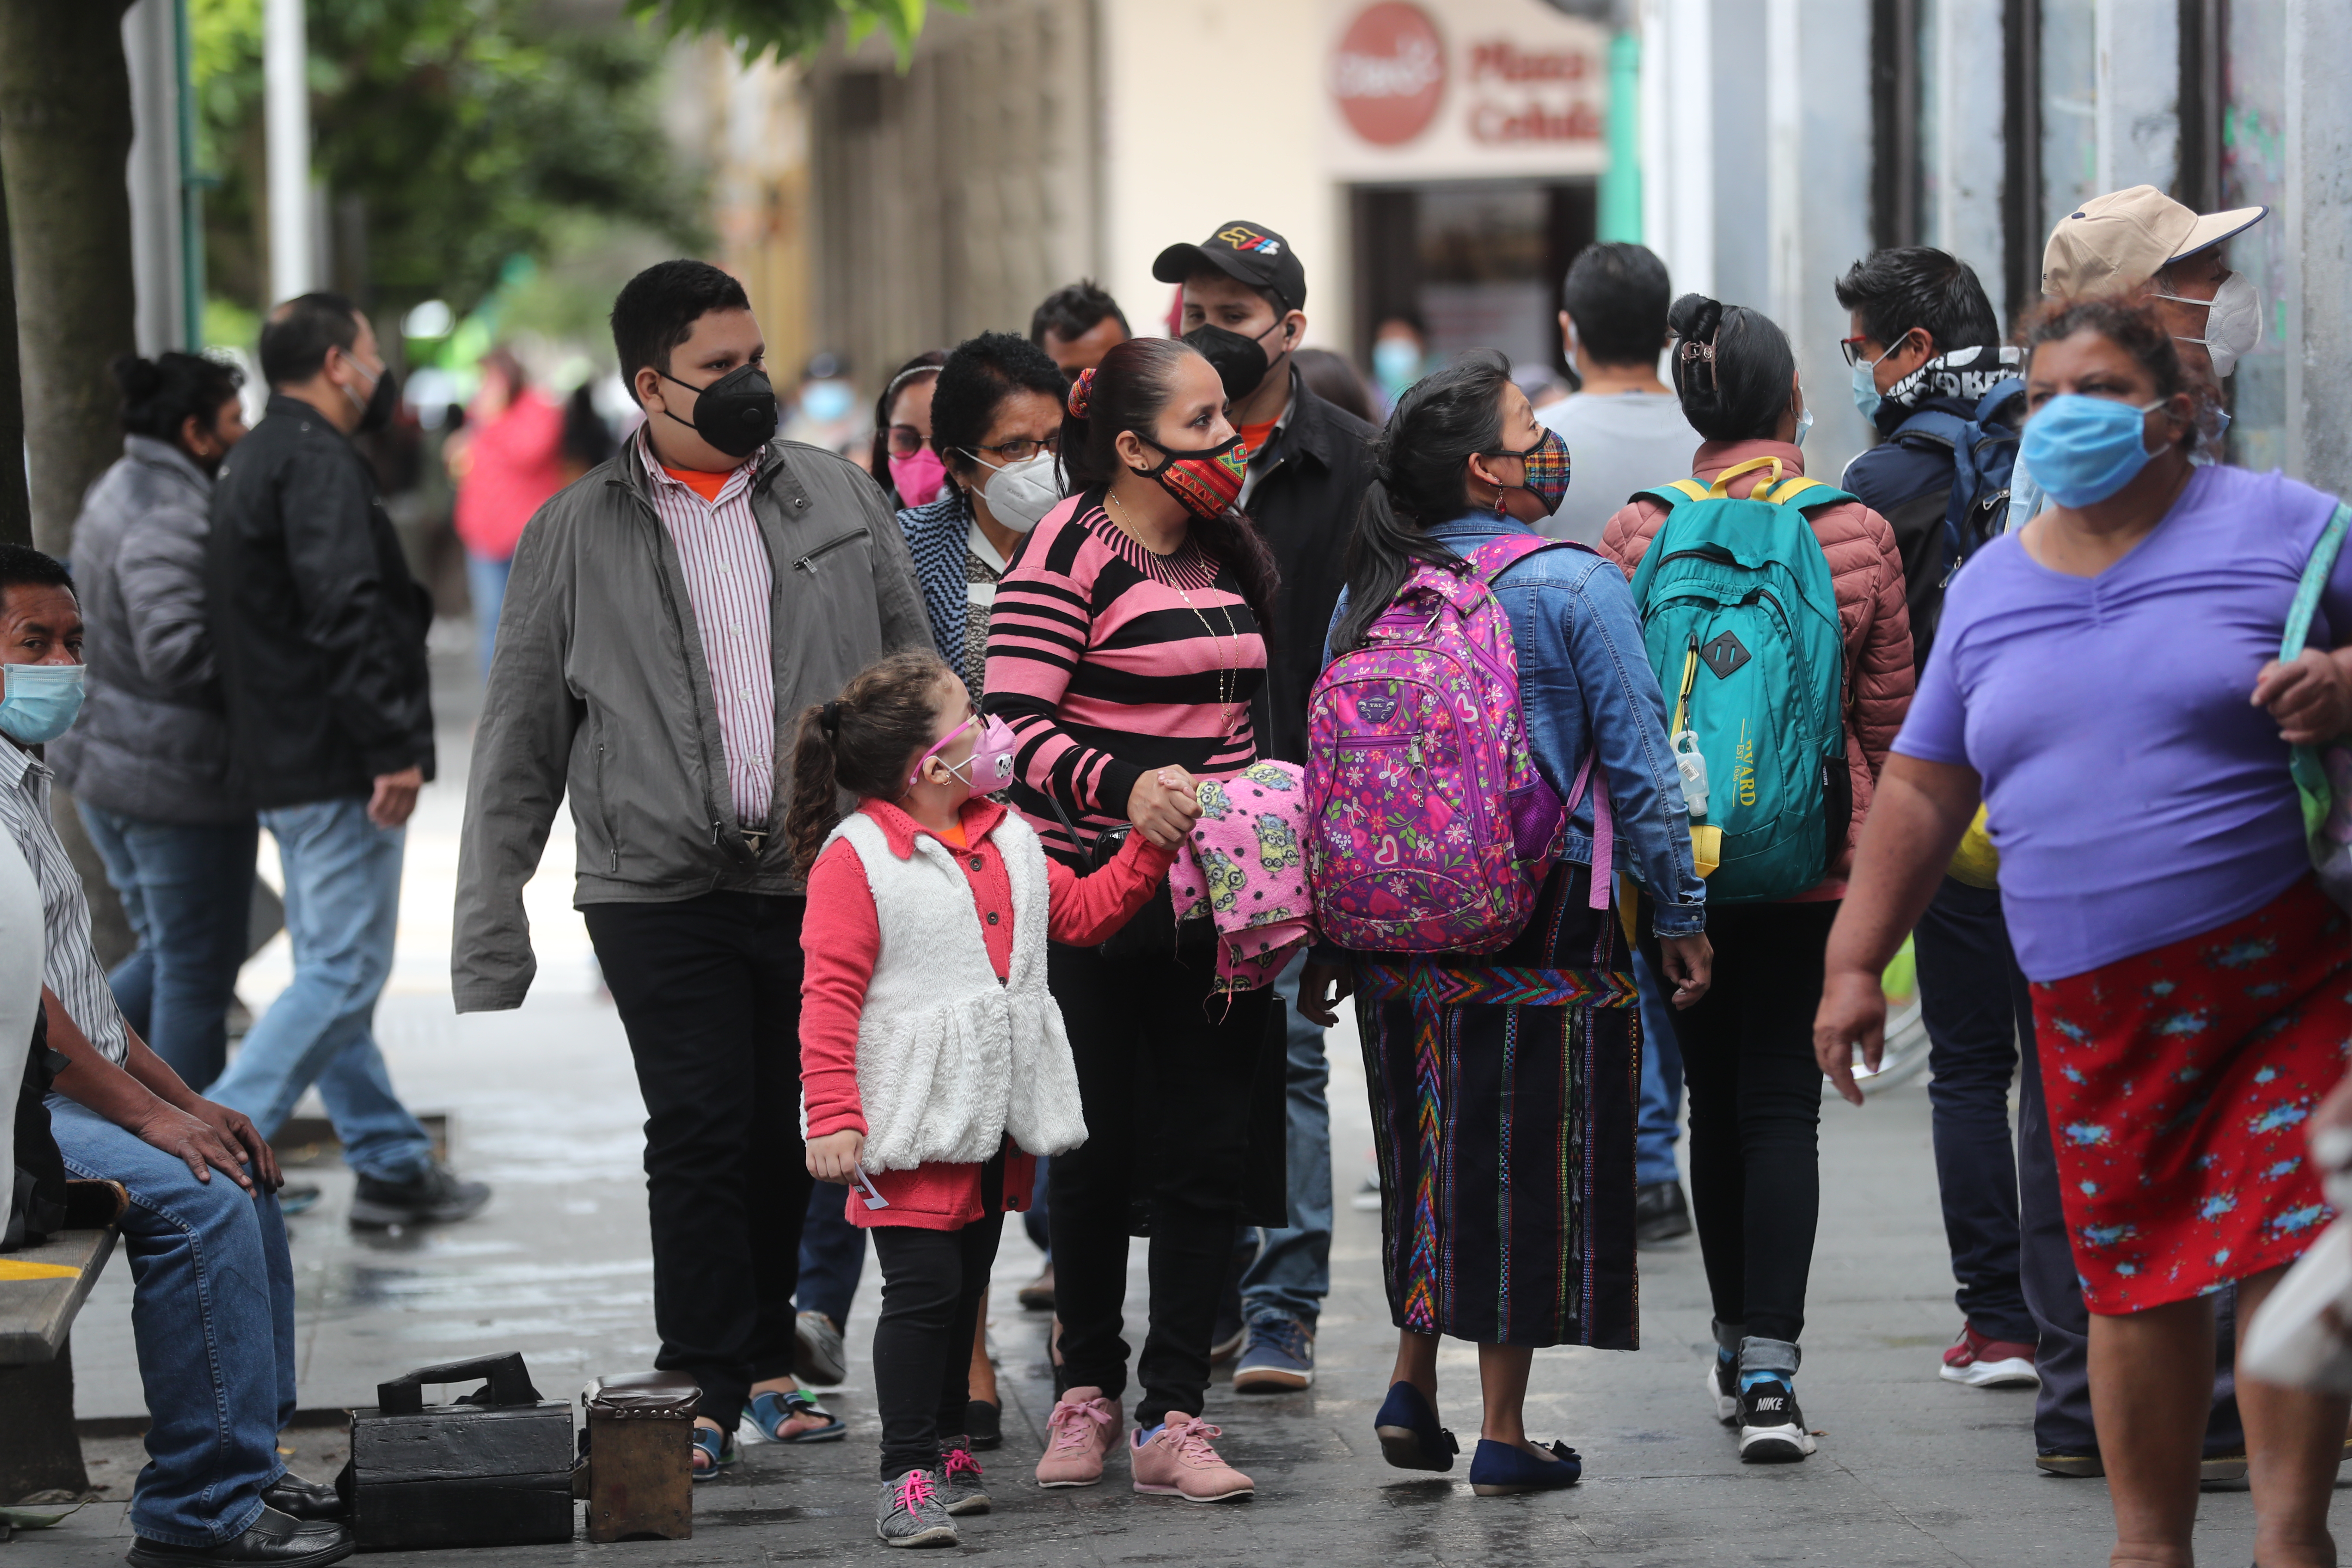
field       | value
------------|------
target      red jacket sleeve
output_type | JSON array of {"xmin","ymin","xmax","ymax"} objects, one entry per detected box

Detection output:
[
  {"xmin": 799, "ymin": 838, "xmax": 880, "ymax": 1140},
  {"xmin": 1598, "ymin": 496, "xmax": 1671, "ymax": 578},
  {"xmin": 1044, "ymin": 831, "xmax": 1176, "ymax": 946}
]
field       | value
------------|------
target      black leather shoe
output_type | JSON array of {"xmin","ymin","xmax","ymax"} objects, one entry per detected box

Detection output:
[
  {"xmin": 126, "ymin": 1507, "xmax": 353, "ymax": 1568},
  {"xmin": 1635, "ymin": 1180, "xmax": 1693, "ymax": 1245},
  {"xmin": 259, "ymin": 1471, "xmax": 345, "ymax": 1522}
]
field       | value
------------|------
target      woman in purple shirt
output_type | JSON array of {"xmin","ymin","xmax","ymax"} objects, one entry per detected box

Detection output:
[{"xmin": 1815, "ymin": 297, "xmax": 2352, "ymax": 1568}]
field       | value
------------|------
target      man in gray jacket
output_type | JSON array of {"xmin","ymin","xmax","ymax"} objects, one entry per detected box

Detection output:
[
  {"xmin": 453, "ymin": 260, "xmax": 930, "ymax": 1467},
  {"xmin": 53, "ymin": 351, "xmax": 255, "ymax": 1092}
]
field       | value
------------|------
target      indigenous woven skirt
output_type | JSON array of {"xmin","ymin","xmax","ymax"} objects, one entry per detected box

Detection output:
[
  {"xmin": 1354, "ymin": 864, "xmax": 1642, "ymax": 1349},
  {"xmin": 2028, "ymin": 874, "xmax": 2352, "ymax": 1314}
]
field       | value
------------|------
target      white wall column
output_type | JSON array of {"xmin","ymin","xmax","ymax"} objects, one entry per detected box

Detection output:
[
  {"xmin": 264, "ymin": 0, "xmax": 311, "ymax": 305},
  {"xmin": 2285, "ymin": 0, "xmax": 2352, "ymax": 495},
  {"xmin": 1927, "ymin": 0, "xmax": 2009, "ymax": 323},
  {"xmin": 122, "ymin": 0, "xmax": 186, "ymax": 354},
  {"xmin": 1640, "ymin": 0, "xmax": 1712, "ymax": 300},
  {"xmin": 2092, "ymin": 0, "xmax": 2178, "ymax": 196}
]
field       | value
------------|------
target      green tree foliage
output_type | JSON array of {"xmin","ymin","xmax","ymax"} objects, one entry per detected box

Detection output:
[
  {"xmin": 624, "ymin": 0, "xmax": 946, "ymax": 66},
  {"xmin": 191, "ymin": 0, "xmax": 701, "ymax": 320}
]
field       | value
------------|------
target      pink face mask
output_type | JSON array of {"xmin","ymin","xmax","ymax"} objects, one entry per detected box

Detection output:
[
  {"xmin": 888, "ymin": 447, "xmax": 948, "ymax": 508},
  {"xmin": 911, "ymin": 713, "xmax": 1017, "ymax": 791}
]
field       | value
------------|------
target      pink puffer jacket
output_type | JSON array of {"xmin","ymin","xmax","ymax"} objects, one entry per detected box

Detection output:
[{"xmin": 1598, "ymin": 437, "xmax": 1914, "ymax": 893}]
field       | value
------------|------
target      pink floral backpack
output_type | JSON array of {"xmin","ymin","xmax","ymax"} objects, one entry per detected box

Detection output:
[{"xmin": 1305, "ymin": 535, "xmax": 1609, "ymax": 954}]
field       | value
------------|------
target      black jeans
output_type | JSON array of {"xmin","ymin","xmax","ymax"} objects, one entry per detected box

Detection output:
[
  {"xmin": 1645, "ymin": 899, "xmax": 1837, "ymax": 1345},
  {"xmin": 1914, "ymin": 878, "xmax": 2038, "ymax": 1343},
  {"xmin": 872, "ymin": 1204, "xmax": 1006, "ymax": 1479},
  {"xmin": 584, "ymin": 892, "xmax": 812, "ymax": 1428},
  {"xmin": 1047, "ymin": 942, "xmax": 1271, "ymax": 1428}
]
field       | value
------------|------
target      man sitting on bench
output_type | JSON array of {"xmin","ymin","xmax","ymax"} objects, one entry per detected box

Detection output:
[{"xmin": 0, "ymin": 545, "xmax": 350, "ymax": 1568}]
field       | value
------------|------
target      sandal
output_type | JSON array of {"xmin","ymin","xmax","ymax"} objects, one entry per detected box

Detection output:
[
  {"xmin": 691, "ymin": 1425, "xmax": 736, "ymax": 1481},
  {"xmin": 744, "ymin": 1388, "xmax": 846, "ymax": 1444}
]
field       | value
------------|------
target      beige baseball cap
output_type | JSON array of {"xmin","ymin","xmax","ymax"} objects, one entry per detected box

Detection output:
[{"xmin": 2041, "ymin": 185, "xmax": 2268, "ymax": 296}]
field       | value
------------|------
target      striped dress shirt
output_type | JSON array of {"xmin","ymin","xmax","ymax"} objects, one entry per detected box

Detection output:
[
  {"xmin": 637, "ymin": 431, "xmax": 777, "ymax": 830},
  {"xmin": 0, "ymin": 736, "xmax": 129, "ymax": 1064}
]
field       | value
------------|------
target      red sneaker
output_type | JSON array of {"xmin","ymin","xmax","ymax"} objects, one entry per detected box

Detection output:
[{"xmin": 1940, "ymin": 1323, "xmax": 2038, "ymax": 1388}]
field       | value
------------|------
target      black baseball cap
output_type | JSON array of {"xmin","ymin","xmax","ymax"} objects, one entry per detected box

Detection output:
[{"xmin": 1152, "ymin": 221, "xmax": 1308, "ymax": 313}]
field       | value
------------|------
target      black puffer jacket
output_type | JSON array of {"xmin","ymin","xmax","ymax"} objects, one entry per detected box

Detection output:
[
  {"xmin": 206, "ymin": 394, "xmax": 435, "ymax": 808},
  {"xmin": 1242, "ymin": 371, "xmax": 1377, "ymax": 764},
  {"xmin": 50, "ymin": 438, "xmax": 244, "ymax": 823}
]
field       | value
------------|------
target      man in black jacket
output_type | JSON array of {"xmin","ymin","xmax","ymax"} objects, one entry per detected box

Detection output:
[
  {"xmin": 1153, "ymin": 222, "xmax": 1377, "ymax": 1393},
  {"xmin": 205, "ymin": 292, "xmax": 487, "ymax": 1229}
]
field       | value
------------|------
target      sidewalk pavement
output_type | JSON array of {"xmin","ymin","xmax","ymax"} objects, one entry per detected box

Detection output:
[{"xmin": 22, "ymin": 624, "xmax": 2306, "ymax": 1562}]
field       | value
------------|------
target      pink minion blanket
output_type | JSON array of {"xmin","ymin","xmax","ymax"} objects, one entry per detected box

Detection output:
[{"xmin": 1167, "ymin": 760, "xmax": 1317, "ymax": 996}]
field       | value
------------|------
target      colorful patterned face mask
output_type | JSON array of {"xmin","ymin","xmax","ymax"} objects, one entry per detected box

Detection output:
[
  {"xmin": 1134, "ymin": 432, "xmax": 1248, "ymax": 520},
  {"xmin": 1481, "ymin": 427, "xmax": 1572, "ymax": 516}
]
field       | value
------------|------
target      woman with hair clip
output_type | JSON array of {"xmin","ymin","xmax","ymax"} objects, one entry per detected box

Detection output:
[
  {"xmin": 1599, "ymin": 295, "xmax": 1913, "ymax": 1462},
  {"xmin": 1296, "ymin": 349, "xmax": 1710, "ymax": 1496},
  {"xmin": 983, "ymin": 336, "xmax": 1281, "ymax": 1503}
]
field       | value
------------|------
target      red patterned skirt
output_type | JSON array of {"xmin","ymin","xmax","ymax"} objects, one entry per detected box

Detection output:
[{"xmin": 2027, "ymin": 875, "xmax": 2352, "ymax": 1314}]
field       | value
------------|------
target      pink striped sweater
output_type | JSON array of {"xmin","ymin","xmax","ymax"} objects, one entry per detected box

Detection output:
[{"xmin": 983, "ymin": 494, "xmax": 1268, "ymax": 861}]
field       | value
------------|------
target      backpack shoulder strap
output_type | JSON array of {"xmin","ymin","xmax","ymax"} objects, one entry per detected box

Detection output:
[
  {"xmin": 1631, "ymin": 478, "xmax": 1710, "ymax": 510},
  {"xmin": 1462, "ymin": 533, "xmax": 1565, "ymax": 581},
  {"xmin": 1762, "ymin": 475, "xmax": 1858, "ymax": 511},
  {"xmin": 1975, "ymin": 376, "xmax": 2026, "ymax": 427},
  {"xmin": 2282, "ymin": 503, "xmax": 2352, "ymax": 660}
]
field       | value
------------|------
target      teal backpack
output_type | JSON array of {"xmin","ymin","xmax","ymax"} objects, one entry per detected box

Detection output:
[{"xmin": 1628, "ymin": 456, "xmax": 1852, "ymax": 902}]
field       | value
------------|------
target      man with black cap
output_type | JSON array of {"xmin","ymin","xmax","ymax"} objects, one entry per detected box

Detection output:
[{"xmin": 1150, "ymin": 221, "xmax": 1377, "ymax": 1395}]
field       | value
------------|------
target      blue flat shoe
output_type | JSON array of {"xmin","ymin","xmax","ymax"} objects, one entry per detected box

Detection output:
[
  {"xmin": 1373, "ymin": 1381, "xmax": 1459, "ymax": 1473},
  {"xmin": 744, "ymin": 1388, "xmax": 846, "ymax": 1444},
  {"xmin": 1468, "ymin": 1437, "xmax": 1581, "ymax": 1495},
  {"xmin": 691, "ymin": 1425, "xmax": 736, "ymax": 1482}
]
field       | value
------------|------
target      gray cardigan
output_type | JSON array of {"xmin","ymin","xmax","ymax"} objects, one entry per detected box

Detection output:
[{"xmin": 50, "ymin": 437, "xmax": 244, "ymax": 824}]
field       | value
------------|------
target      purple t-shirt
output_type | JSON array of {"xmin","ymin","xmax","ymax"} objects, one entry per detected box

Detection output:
[{"xmin": 1894, "ymin": 464, "xmax": 2352, "ymax": 981}]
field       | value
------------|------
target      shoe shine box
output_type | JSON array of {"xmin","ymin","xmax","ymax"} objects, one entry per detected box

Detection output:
[{"xmin": 345, "ymin": 1353, "xmax": 576, "ymax": 1550}]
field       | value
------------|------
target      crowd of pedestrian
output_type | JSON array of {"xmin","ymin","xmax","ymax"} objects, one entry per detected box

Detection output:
[{"xmin": 4, "ymin": 178, "xmax": 2348, "ymax": 1568}]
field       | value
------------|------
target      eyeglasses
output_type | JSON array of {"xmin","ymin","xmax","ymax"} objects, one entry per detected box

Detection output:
[
  {"xmin": 965, "ymin": 435, "xmax": 1059, "ymax": 463},
  {"xmin": 885, "ymin": 424, "xmax": 928, "ymax": 456},
  {"xmin": 1837, "ymin": 335, "xmax": 1877, "ymax": 367}
]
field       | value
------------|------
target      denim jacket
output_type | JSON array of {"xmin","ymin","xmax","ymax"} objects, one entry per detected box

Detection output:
[{"xmin": 1327, "ymin": 513, "xmax": 1706, "ymax": 937}]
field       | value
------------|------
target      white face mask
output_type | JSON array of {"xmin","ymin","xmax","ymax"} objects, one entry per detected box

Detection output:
[
  {"xmin": 973, "ymin": 448, "xmax": 1065, "ymax": 534},
  {"xmin": 2151, "ymin": 270, "xmax": 2261, "ymax": 379}
]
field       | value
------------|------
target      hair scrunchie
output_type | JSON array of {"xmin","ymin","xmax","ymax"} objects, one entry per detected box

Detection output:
[
  {"xmin": 819, "ymin": 700, "xmax": 843, "ymax": 737},
  {"xmin": 1066, "ymin": 366, "xmax": 1096, "ymax": 420}
]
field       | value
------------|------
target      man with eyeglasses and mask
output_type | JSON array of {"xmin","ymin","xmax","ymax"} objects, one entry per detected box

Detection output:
[
  {"xmin": 206, "ymin": 293, "xmax": 484, "ymax": 1232},
  {"xmin": 1149, "ymin": 220, "xmax": 1378, "ymax": 1396},
  {"xmin": 2008, "ymin": 185, "xmax": 2267, "ymax": 530},
  {"xmin": 454, "ymin": 259, "xmax": 930, "ymax": 1473}
]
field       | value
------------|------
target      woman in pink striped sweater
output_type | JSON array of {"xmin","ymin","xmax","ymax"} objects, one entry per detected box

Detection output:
[{"xmin": 983, "ymin": 338, "xmax": 1286, "ymax": 1503}]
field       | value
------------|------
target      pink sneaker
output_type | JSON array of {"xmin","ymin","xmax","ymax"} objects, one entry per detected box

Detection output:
[
  {"xmin": 1034, "ymin": 1386, "xmax": 1122, "ymax": 1488},
  {"xmin": 1130, "ymin": 1414, "xmax": 1254, "ymax": 1502}
]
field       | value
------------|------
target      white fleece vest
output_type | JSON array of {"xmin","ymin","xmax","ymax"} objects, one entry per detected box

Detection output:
[{"xmin": 823, "ymin": 810, "xmax": 1088, "ymax": 1172}]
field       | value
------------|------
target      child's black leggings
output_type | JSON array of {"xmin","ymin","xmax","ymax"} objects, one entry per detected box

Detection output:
[{"xmin": 871, "ymin": 1209, "xmax": 1005, "ymax": 1479}]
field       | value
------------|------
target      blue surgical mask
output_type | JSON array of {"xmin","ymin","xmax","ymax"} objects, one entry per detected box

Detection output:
[
  {"xmin": 799, "ymin": 378, "xmax": 855, "ymax": 424},
  {"xmin": 1794, "ymin": 405, "xmax": 1814, "ymax": 448},
  {"xmin": 1850, "ymin": 358, "xmax": 1883, "ymax": 422},
  {"xmin": 1372, "ymin": 339, "xmax": 1421, "ymax": 396},
  {"xmin": 2019, "ymin": 394, "xmax": 2167, "ymax": 508},
  {"xmin": 0, "ymin": 662, "xmax": 85, "ymax": 745}
]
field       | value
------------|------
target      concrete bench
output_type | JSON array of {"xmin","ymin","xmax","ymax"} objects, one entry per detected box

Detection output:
[{"xmin": 1, "ymin": 1199, "xmax": 122, "ymax": 1502}]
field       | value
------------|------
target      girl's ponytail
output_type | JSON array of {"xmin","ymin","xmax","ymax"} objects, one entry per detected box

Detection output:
[{"xmin": 785, "ymin": 648, "xmax": 958, "ymax": 876}]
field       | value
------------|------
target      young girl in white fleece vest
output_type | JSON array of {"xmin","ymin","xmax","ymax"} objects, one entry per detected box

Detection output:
[{"xmin": 786, "ymin": 649, "xmax": 1184, "ymax": 1550}]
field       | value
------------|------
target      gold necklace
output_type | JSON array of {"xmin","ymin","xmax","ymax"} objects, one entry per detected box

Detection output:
[{"xmin": 1105, "ymin": 488, "xmax": 1242, "ymax": 737}]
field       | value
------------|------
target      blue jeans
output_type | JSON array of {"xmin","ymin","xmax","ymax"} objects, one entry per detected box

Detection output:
[
  {"xmin": 76, "ymin": 805, "xmax": 258, "ymax": 1091},
  {"xmin": 466, "ymin": 551, "xmax": 511, "ymax": 680},
  {"xmin": 49, "ymin": 1096, "xmax": 294, "ymax": 1547},
  {"xmin": 1632, "ymin": 946, "xmax": 1685, "ymax": 1187},
  {"xmin": 1915, "ymin": 878, "xmax": 2037, "ymax": 1344},
  {"xmin": 206, "ymin": 797, "xmax": 433, "ymax": 1182},
  {"xmin": 796, "ymin": 1180, "xmax": 868, "ymax": 1329},
  {"xmin": 1240, "ymin": 952, "xmax": 1332, "ymax": 1332}
]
